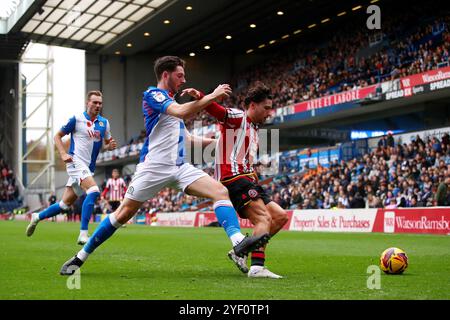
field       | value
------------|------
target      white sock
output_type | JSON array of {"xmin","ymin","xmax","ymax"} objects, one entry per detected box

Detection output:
[
  {"xmin": 109, "ymin": 213, "xmax": 123, "ymax": 228},
  {"xmin": 76, "ymin": 249, "xmax": 90, "ymax": 262},
  {"xmin": 250, "ymin": 265, "xmax": 263, "ymax": 272},
  {"xmin": 32, "ymin": 212, "xmax": 40, "ymax": 223},
  {"xmin": 230, "ymin": 233, "xmax": 245, "ymax": 246},
  {"xmin": 79, "ymin": 230, "xmax": 89, "ymax": 237}
]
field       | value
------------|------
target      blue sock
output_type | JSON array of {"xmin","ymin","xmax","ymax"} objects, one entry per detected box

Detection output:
[
  {"xmin": 38, "ymin": 203, "xmax": 62, "ymax": 220},
  {"xmin": 213, "ymin": 200, "xmax": 242, "ymax": 238},
  {"xmin": 83, "ymin": 215, "xmax": 120, "ymax": 254},
  {"xmin": 81, "ymin": 191, "xmax": 100, "ymax": 231}
]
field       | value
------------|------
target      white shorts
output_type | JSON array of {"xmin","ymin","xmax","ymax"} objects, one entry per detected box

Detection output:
[
  {"xmin": 65, "ymin": 161, "xmax": 93, "ymax": 196},
  {"xmin": 125, "ymin": 162, "xmax": 208, "ymax": 203}
]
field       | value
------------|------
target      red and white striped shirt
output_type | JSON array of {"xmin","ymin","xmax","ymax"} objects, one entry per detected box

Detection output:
[
  {"xmin": 206, "ymin": 103, "xmax": 259, "ymax": 182},
  {"xmin": 102, "ymin": 178, "xmax": 127, "ymax": 201}
]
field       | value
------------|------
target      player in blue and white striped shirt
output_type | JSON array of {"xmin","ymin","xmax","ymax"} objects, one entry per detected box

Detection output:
[{"xmin": 26, "ymin": 91, "xmax": 117, "ymax": 245}]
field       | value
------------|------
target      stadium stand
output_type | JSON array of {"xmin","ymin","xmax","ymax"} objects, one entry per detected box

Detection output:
[{"xmin": 183, "ymin": 13, "xmax": 450, "ymax": 130}]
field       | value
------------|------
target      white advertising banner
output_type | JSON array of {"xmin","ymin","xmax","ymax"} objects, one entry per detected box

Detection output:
[
  {"xmin": 289, "ymin": 209, "xmax": 378, "ymax": 232},
  {"xmin": 155, "ymin": 212, "xmax": 197, "ymax": 227}
]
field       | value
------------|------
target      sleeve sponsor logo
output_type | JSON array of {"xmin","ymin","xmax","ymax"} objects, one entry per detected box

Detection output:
[{"xmin": 152, "ymin": 91, "xmax": 166, "ymax": 103}]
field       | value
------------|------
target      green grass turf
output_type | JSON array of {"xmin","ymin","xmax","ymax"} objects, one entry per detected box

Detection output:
[{"xmin": 0, "ymin": 220, "xmax": 449, "ymax": 300}]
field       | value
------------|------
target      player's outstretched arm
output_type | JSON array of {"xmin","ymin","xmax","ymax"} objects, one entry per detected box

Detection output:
[
  {"xmin": 181, "ymin": 87, "xmax": 227, "ymax": 122},
  {"xmin": 165, "ymin": 84, "xmax": 231, "ymax": 120},
  {"xmin": 54, "ymin": 131, "xmax": 73, "ymax": 163}
]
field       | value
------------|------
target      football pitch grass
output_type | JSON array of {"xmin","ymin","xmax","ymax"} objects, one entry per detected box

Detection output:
[{"xmin": 0, "ymin": 220, "xmax": 449, "ymax": 300}]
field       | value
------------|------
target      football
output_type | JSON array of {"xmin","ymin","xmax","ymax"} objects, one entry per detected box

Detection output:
[{"xmin": 380, "ymin": 247, "xmax": 409, "ymax": 274}]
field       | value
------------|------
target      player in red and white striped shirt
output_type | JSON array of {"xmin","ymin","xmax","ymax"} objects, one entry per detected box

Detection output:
[
  {"xmin": 185, "ymin": 82, "xmax": 288, "ymax": 278},
  {"xmin": 101, "ymin": 169, "xmax": 127, "ymax": 211}
]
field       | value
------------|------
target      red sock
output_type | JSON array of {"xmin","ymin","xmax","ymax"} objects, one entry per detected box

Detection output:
[{"xmin": 251, "ymin": 250, "xmax": 265, "ymax": 267}]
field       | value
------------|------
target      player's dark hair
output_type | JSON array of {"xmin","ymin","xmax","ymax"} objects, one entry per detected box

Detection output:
[
  {"xmin": 86, "ymin": 90, "xmax": 102, "ymax": 101},
  {"xmin": 244, "ymin": 82, "xmax": 272, "ymax": 108},
  {"xmin": 154, "ymin": 56, "xmax": 185, "ymax": 81}
]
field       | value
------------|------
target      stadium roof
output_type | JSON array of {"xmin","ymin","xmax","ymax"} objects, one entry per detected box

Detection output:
[{"xmin": 0, "ymin": 0, "xmax": 369, "ymax": 60}]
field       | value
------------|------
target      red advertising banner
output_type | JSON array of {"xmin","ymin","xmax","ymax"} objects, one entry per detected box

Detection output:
[
  {"xmin": 400, "ymin": 66, "xmax": 450, "ymax": 89},
  {"xmin": 375, "ymin": 208, "xmax": 450, "ymax": 235},
  {"xmin": 293, "ymin": 85, "xmax": 378, "ymax": 113},
  {"xmin": 194, "ymin": 212, "xmax": 217, "ymax": 227}
]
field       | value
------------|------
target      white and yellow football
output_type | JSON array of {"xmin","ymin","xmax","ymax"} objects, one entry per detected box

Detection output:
[{"xmin": 380, "ymin": 247, "xmax": 409, "ymax": 274}]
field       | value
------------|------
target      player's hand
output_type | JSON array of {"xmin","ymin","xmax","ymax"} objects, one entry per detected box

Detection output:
[
  {"xmin": 108, "ymin": 139, "xmax": 118, "ymax": 150},
  {"xmin": 181, "ymin": 88, "xmax": 204, "ymax": 100},
  {"xmin": 211, "ymin": 84, "xmax": 232, "ymax": 101},
  {"xmin": 61, "ymin": 153, "xmax": 73, "ymax": 163}
]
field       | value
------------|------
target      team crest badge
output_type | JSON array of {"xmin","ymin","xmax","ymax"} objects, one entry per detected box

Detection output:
[
  {"xmin": 99, "ymin": 121, "xmax": 104, "ymax": 127},
  {"xmin": 248, "ymin": 189, "xmax": 258, "ymax": 198}
]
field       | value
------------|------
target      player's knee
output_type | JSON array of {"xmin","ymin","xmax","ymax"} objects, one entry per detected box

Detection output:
[{"xmin": 212, "ymin": 185, "xmax": 230, "ymax": 201}]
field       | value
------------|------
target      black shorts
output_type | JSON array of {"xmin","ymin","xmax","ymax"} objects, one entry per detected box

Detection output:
[
  {"xmin": 222, "ymin": 175, "xmax": 271, "ymax": 218},
  {"xmin": 109, "ymin": 201, "xmax": 121, "ymax": 211}
]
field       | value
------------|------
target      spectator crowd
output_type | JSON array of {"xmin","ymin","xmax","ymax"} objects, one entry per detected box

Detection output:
[
  {"xmin": 0, "ymin": 154, "xmax": 19, "ymax": 204},
  {"xmin": 184, "ymin": 12, "xmax": 450, "ymax": 130}
]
